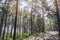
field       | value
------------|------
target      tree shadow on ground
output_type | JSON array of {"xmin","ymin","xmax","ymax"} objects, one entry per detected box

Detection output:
[
  {"xmin": 33, "ymin": 31, "xmax": 59, "ymax": 40},
  {"xmin": 23, "ymin": 31, "xmax": 59, "ymax": 40}
]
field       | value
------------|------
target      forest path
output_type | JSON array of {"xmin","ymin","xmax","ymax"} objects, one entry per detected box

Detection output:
[{"xmin": 24, "ymin": 31, "xmax": 60, "ymax": 40}]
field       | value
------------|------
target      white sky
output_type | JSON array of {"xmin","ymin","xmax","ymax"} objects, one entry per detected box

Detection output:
[
  {"xmin": 1, "ymin": 0, "xmax": 5, "ymax": 3},
  {"xmin": 20, "ymin": 1, "xmax": 28, "ymax": 8}
]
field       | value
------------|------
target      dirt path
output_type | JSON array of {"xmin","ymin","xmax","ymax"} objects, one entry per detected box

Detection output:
[{"xmin": 24, "ymin": 31, "xmax": 59, "ymax": 40}]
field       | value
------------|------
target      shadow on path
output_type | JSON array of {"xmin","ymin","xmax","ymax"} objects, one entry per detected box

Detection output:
[{"xmin": 24, "ymin": 31, "xmax": 59, "ymax": 40}]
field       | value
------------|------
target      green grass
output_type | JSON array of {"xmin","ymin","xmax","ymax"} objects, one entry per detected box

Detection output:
[
  {"xmin": 1, "ymin": 32, "xmax": 43, "ymax": 40},
  {"xmin": 1, "ymin": 32, "xmax": 29, "ymax": 40}
]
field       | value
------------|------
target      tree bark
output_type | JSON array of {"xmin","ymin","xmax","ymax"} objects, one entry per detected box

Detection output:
[
  {"xmin": 0, "ymin": 11, "xmax": 4, "ymax": 37},
  {"xmin": 54, "ymin": 0, "xmax": 60, "ymax": 36},
  {"xmin": 1, "ymin": 10, "xmax": 7, "ymax": 40},
  {"xmin": 30, "ymin": 0, "xmax": 33, "ymax": 35},
  {"xmin": 13, "ymin": 0, "xmax": 18, "ymax": 40}
]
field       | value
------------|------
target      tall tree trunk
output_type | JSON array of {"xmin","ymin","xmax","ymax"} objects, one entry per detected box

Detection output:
[
  {"xmin": 10, "ymin": 16, "xmax": 13, "ymax": 37},
  {"xmin": 1, "ymin": 0, "xmax": 9, "ymax": 39},
  {"xmin": 6, "ymin": 26, "xmax": 9, "ymax": 40},
  {"xmin": 10, "ymin": 25, "xmax": 13, "ymax": 37},
  {"xmin": 38, "ymin": 13, "xmax": 41, "ymax": 33},
  {"xmin": 1, "ymin": 11, "xmax": 7, "ymax": 40},
  {"xmin": 30, "ymin": 0, "xmax": 33, "ymax": 35},
  {"xmin": 54, "ymin": 0, "xmax": 60, "ymax": 36},
  {"xmin": 49, "ymin": 18, "xmax": 52, "ymax": 31},
  {"xmin": 0, "ymin": 11, "xmax": 4, "ymax": 37},
  {"xmin": 42, "ymin": 9, "xmax": 45, "ymax": 32},
  {"xmin": 0, "ymin": 0, "xmax": 7, "ymax": 37},
  {"xmin": 40, "ymin": 0, "xmax": 45, "ymax": 32},
  {"xmin": 13, "ymin": 0, "xmax": 18, "ymax": 40}
]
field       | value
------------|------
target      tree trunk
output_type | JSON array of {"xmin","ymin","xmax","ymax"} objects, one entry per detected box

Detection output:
[
  {"xmin": 1, "ymin": 11, "xmax": 7, "ymax": 40},
  {"xmin": 6, "ymin": 26, "xmax": 9, "ymax": 40},
  {"xmin": 41, "ymin": 7, "xmax": 45, "ymax": 40},
  {"xmin": 10, "ymin": 26, "xmax": 13, "ymax": 37},
  {"xmin": 54, "ymin": 0, "xmax": 60, "ymax": 36},
  {"xmin": 10, "ymin": 16, "xmax": 13, "ymax": 37},
  {"xmin": 0, "ymin": 12, "xmax": 4, "ymax": 37},
  {"xmin": 13, "ymin": 0, "xmax": 18, "ymax": 40},
  {"xmin": 30, "ymin": 0, "xmax": 33, "ymax": 35}
]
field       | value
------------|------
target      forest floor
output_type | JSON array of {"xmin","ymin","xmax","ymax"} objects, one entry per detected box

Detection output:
[{"xmin": 23, "ymin": 31, "xmax": 60, "ymax": 40}]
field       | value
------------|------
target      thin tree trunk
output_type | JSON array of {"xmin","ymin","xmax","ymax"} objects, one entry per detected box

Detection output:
[
  {"xmin": 54, "ymin": 0, "xmax": 60, "ymax": 36},
  {"xmin": 10, "ymin": 16, "xmax": 13, "ymax": 37},
  {"xmin": 13, "ymin": 0, "xmax": 18, "ymax": 40},
  {"xmin": 6, "ymin": 26, "xmax": 9, "ymax": 40},
  {"xmin": 1, "ymin": 0, "xmax": 9, "ymax": 39},
  {"xmin": 38, "ymin": 13, "xmax": 41, "ymax": 33},
  {"xmin": 30, "ymin": 0, "xmax": 33, "ymax": 35},
  {"xmin": 41, "ymin": 8, "xmax": 45, "ymax": 40},
  {"xmin": 49, "ymin": 18, "xmax": 52, "ymax": 31},
  {"xmin": 1, "ymin": 10, "xmax": 7, "ymax": 40},
  {"xmin": 0, "ymin": 11, "xmax": 4, "ymax": 37},
  {"xmin": 10, "ymin": 25, "xmax": 13, "ymax": 37},
  {"xmin": 0, "ymin": 0, "xmax": 7, "ymax": 37}
]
